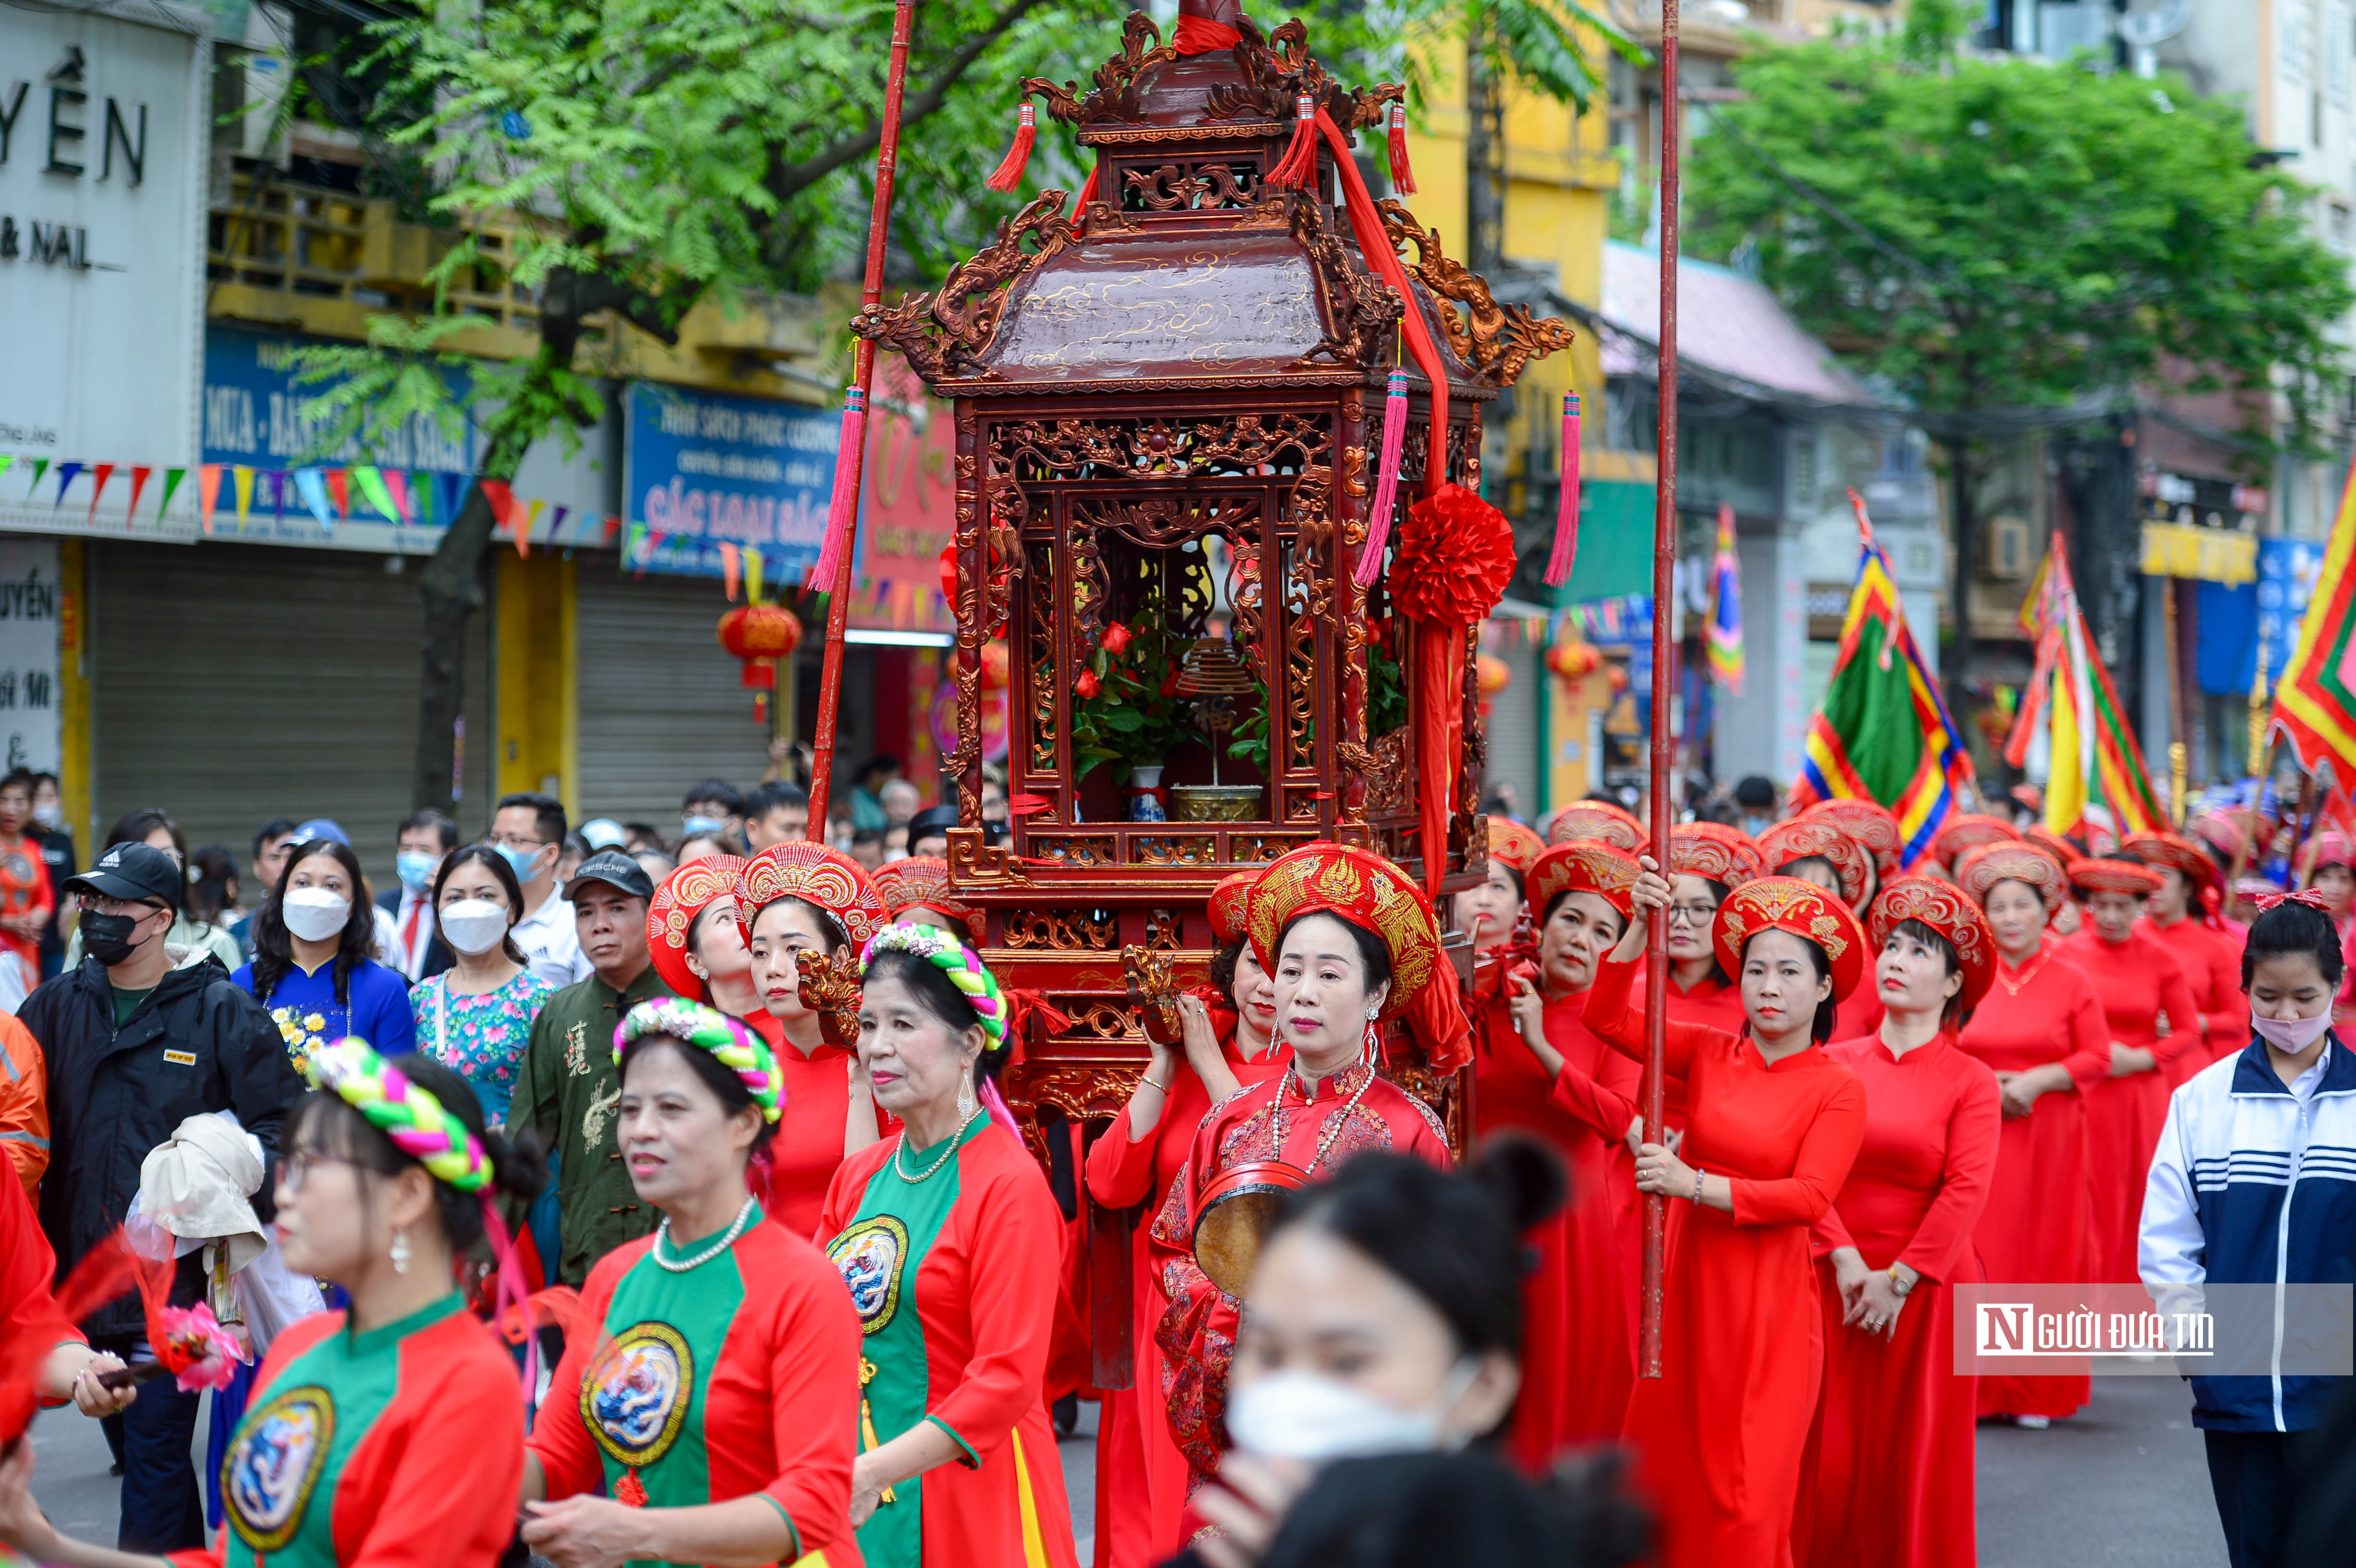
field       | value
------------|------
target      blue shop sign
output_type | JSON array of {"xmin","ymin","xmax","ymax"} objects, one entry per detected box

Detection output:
[
  {"xmin": 2195, "ymin": 538, "xmax": 2325, "ymax": 697},
  {"xmin": 623, "ymin": 382, "xmax": 838, "ymax": 580}
]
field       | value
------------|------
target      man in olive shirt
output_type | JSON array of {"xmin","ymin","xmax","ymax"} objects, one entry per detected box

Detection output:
[{"xmin": 514, "ymin": 850, "xmax": 671, "ymax": 1284}]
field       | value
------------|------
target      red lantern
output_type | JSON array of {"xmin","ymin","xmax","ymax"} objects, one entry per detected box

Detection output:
[
  {"xmin": 717, "ymin": 603, "xmax": 804, "ymax": 690},
  {"xmin": 1475, "ymin": 653, "xmax": 1510, "ymax": 721},
  {"xmin": 1545, "ymin": 635, "xmax": 1602, "ymax": 684}
]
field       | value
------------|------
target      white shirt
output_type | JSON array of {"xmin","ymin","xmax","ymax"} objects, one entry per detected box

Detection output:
[
  {"xmin": 384, "ymin": 890, "xmax": 437, "ymax": 982},
  {"xmin": 511, "ymin": 889, "xmax": 591, "ymax": 988}
]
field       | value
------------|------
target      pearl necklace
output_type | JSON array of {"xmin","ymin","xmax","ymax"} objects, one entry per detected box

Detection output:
[
  {"xmin": 1274, "ymin": 1061, "xmax": 1375, "ymax": 1179},
  {"xmin": 650, "ymin": 1195, "xmax": 756, "ymax": 1272},
  {"xmin": 894, "ymin": 1108, "xmax": 982, "ymax": 1184}
]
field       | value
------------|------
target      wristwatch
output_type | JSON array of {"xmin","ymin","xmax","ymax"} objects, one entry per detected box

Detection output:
[{"xmin": 1887, "ymin": 1265, "xmax": 1916, "ymax": 1297}]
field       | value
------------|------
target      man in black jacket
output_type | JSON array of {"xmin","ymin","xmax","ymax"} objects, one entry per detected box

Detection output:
[{"xmin": 21, "ymin": 841, "xmax": 301, "ymax": 1554}]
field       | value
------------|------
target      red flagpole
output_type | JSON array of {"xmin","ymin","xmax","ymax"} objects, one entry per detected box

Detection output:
[
  {"xmin": 807, "ymin": 0, "xmax": 917, "ymax": 834},
  {"xmin": 1640, "ymin": 0, "xmax": 1680, "ymax": 1381}
]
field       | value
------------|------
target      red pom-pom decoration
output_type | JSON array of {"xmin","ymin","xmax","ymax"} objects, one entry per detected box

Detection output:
[{"xmin": 1388, "ymin": 482, "xmax": 1517, "ymax": 629}]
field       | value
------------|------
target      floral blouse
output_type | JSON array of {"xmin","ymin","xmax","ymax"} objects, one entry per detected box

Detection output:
[{"xmin": 409, "ymin": 968, "xmax": 556, "ymax": 1126}]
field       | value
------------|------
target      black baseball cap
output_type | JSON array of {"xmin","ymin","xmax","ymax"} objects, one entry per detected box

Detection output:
[
  {"xmin": 564, "ymin": 850, "xmax": 655, "ymax": 903},
  {"xmin": 67, "ymin": 842, "xmax": 185, "ymax": 910},
  {"xmin": 907, "ymin": 805, "xmax": 959, "ymax": 842}
]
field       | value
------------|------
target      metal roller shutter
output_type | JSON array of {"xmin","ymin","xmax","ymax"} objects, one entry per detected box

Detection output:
[
  {"xmin": 90, "ymin": 541, "xmax": 493, "ymax": 886},
  {"xmin": 1480, "ymin": 633, "xmax": 1541, "ymax": 814},
  {"xmin": 572, "ymin": 569, "xmax": 782, "ymax": 825}
]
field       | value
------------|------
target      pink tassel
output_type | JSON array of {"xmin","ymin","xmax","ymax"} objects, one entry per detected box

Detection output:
[
  {"xmin": 1354, "ymin": 370, "xmax": 1410, "ymax": 587},
  {"xmin": 478, "ymin": 1197, "xmax": 537, "ymax": 1401},
  {"xmin": 985, "ymin": 103, "xmax": 1036, "ymax": 194},
  {"xmin": 810, "ymin": 388, "xmax": 867, "ymax": 593},
  {"xmin": 1544, "ymin": 392, "xmax": 1583, "ymax": 587},
  {"xmin": 1386, "ymin": 103, "xmax": 1416, "ymax": 195},
  {"xmin": 1266, "ymin": 94, "xmax": 1320, "ymax": 189},
  {"xmin": 979, "ymin": 1076, "xmax": 1022, "ymax": 1143}
]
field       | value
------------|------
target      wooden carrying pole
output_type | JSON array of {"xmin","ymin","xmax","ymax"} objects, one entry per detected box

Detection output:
[
  {"xmin": 806, "ymin": 0, "xmax": 917, "ymax": 831},
  {"xmin": 1640, "ymin": 0, "xmax": 1680, "ymax": 1381}
]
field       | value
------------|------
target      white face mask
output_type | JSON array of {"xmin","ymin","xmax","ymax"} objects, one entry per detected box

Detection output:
[
  {"xmin": 281, "ymin": 888, "xmax": 350, "ymax": 943},
  {"xmin": 437, "ymin": 898, "xmax": 511, "ymax": 957},
  {"xmin": 1224, "ymin": 1360, "xmax": 1478, "ymax": 1462}
]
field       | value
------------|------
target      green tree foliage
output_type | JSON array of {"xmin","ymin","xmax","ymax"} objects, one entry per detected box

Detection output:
[{"xmin": 1684, "ymin": 3, "xmax": 2351, "ymax": 694}]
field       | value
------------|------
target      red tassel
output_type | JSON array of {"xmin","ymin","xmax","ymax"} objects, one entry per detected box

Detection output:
[
  {"xmin": 1355, "ymin": 370, "xmax": 1410, "ymax": 587},
  {"xmin": 1544, "ymin": 392, "xmax": 1582, "ymax": 587},
  {"xmin": 985, "ymin": 103, "xmax": 1037, "ymax": 193},
  {"xmin": 810, "ymin": 388, "xmax": 867, "ymax": 593},
  {"xmin": 1386, "ymin": 103, "xmax": 1417, "ymax": 195},
  {"xmin": 1266, "ymin": 94, "xmax": 1320, "ymax": 189},
  {"xmin": 1172, "ymin": 12, "xmax": 1242, "ymax": 53}
]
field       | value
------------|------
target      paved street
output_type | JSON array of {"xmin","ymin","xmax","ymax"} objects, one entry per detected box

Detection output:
[{"xmin": 27, "ymin": 1374, "xmax": 2218, "ymax": 1565}]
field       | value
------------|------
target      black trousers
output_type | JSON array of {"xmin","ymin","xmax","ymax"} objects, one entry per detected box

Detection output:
[{"xmin": 2207, "ymin": 1428, "xmax": 2294, "ymax": 1568}]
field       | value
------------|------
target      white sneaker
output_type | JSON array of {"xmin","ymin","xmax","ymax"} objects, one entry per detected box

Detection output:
[{"xmin": 2014, "ymin": 1415, "xmax": 2051, "ymax": 1430}]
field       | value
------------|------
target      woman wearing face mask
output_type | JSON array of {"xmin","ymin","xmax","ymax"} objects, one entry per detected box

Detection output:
[
  {"xmin": 236, "ymin": 839, "xmax": 415, "ymax": 1073},
  {"xmin": 1946, "ymin": 843, "xmax": 2108, "ymax": 1426},
  {"xmin": 1195, "ymin": 1139, "xmax": 1569, "ymax": 1567},
  {"xmin": 1583, "ymin": 866, "xmax": 1869, "ymax": 1568},
  {"xmin": 2123, "ymin": 832, "xmax": 2244, "ymax": 1083},
  {"xmin": 1792, "ymin": 878, "xmax": 2000, "ymax": 1568},
  {"xmin": 1147, "ymin": 842, "xmax": 1455, "ymax": 1508},
  {"xmin": 735, "ymin": 841, "xmax": 892, "ymax": 1238},
  {"xmin": 1483, "ymin": 842, "xmax": 1640, "ymax": 1466},
  {"xmin": 520, "ymin": 999, "xmax": 864, "ymax": 1568},
  {"xmin": 818, "ymin": 924, "xmax": 1078, "ymax": 1568},
  {"xmin": 0, "ymin": 1042, "xmax": 544, "ymax": 1568},
  {"xmin": 647, "ymin": 855, "xmax": 777, "ymax": 1040},
  {"xmin": 2057, "ymin": 857, "xmax": 2202, "ymax": 1285},
  {"xmin": 407, "ymin": 845, "xmax": 552, "ymax": 1128},
  {"xmin": 1083, "ymin": 871, "xmax": 1290, "ymax": 1568}
]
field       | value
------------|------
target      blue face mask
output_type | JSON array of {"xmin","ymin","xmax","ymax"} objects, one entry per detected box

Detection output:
[
  {"xmin": 682, "ymin": 815, "xmax": 724, "ymax": 838},
  {"xmin": 395, "ymin": 850, "xmax": 437, "ymax": 895},
  {"xmin": 496, "ymin": 842, "xmax": 545, "ymax": 884}
]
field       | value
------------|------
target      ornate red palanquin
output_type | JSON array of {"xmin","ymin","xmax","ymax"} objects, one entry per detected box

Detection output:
[{"xmin": 852, "ymin": 0, "xmax": 1566, "ymax": 1380}]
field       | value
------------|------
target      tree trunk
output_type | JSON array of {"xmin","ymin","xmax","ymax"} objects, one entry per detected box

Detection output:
[
  {"xmin": 1941, "ymin": 433, "xmax": 1977, "ymax": 729},
  {"xmin": 1466, "ymin": 23, "xmax": 1504, "ymax": 275}
]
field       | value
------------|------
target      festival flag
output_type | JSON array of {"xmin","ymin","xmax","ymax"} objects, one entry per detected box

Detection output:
[
  {"xmin": 197, "ymin": 465, "xmax": 222, "ymax": 533},
  {"xmin": 353, "ymin": 466, "xmax": 398, "ymax": 523},
  {"xmin": 294, "ymin": 469, "xmax": 336, "ymax": 531},
  {"xmin": 2271, "ymin": 452, "xmax": 2356, "ymax": 785},
  {"xmin": 325, "ymin": 468, "xmax": 350, "ymax": 521},
  {"xmin": 50, "ymin": 463, "xmax": 82, "ymax": 510},
  {"xmin": 24, "ymin": 460, "xmax": 47, "ymax": 499},
  {"xmin": 1789, "ymin": 490, "xmax": 1976, "ymax": 865},
  {"xmin": 384, "ymin": 470, "xmax": 413, "ymax": 527},
  {"xmin": 1706, "ymin": 502, "xmax": 1743, "ymax": 694},
  {"xmin": 84, "ymin": 464, "xmax": 114, "ymax": 525},
  {"xmin": 2001, "ymin": 531, "xmax": 2166, "ymax": 837},
  {"xmin": 232, "ymin": 467, "xmax": 256, "ymax": 529},
  {"xmin": 158, "ymin": 467, "xmax": 185, "ymax": 525},
  {"xmin": 126, "ymin": 466, "xmax": 151, "ymax": 528}
]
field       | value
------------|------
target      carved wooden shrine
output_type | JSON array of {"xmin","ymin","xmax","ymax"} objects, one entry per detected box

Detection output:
[{"xmin": 852, "ymin": 0, "xmax": 1566, "ymax": 1381}]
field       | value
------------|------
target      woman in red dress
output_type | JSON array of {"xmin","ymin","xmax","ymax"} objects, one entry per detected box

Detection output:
[
  {"xmin": 1455, "ymin": 819, "xmax": 1545, "ymax": 969},
  {"xmin": 648, "ymin": 856, "xmax": 779, "ymax": 1041},
  {"xmin": 2122, "ymin": 831, "xmax": 2242, "ymax": 1082},
  {"xmin": 1082, "ymin": 871, "xmax": 1289, "ymax": 1568},
  {"xmin": 1948, "ymin": 842, "xmax": 2109, "ymax": 1424},
  {"xmin": 1478, "ymin": 841, "xmax": 1641, "ymax": 1466},
  {"xmin": 1147, "ymin": 842, "xmax": 1458, "ymax": 1511},
  {"xmin": 1927, "ymin": 813, "xmax": 2019, "ymax": 880},
  {"xmin": 1657, "ymin": 824, "xmax": 1758, "ymax": 1039},
  {"xmin": 735, "ymin": 842, "xmax": 893, "ymax": 1238},
  {"xmin": 2059, "ymin": 857, "xmax": 2201, "ymax": 1284},
  {"xmin": 1761, "ymin": 819, "xmax": 1882, "ymax": 1038},
  {"xmin": 1583, "ymin": 868, "xmax": 1869, "ymax": 1568},
  {"xmin": 1796, "ymin": 876, "xmax": 2001, "ymax": 1568}
]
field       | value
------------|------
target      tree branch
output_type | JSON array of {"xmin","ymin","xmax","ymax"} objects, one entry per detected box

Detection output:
[{"xmin": 761, "ymin": 0, "xmax": 1054, "ymax": 212}]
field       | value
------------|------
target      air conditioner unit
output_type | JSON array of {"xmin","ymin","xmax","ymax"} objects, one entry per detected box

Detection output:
[{"xmin": 1984, "ymin": 516, "xmax": 2032, "ymax": 581}]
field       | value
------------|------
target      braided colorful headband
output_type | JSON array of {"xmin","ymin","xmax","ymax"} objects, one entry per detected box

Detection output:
[
  {"xmin": 308, "ymin": 1038, "xmax": 493, "ymax": 1193},
  {"xmin": 611, "ymin": 998, "xmax": 782, "ymax": 1124},
  {"xmin": 860, "ymin": 922, "xmax": 1008, "ymax": 1052}
]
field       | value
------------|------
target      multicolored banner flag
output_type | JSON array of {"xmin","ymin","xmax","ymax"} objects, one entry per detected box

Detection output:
[
  {"xmin": 2271, "ymin": 453, "xmax": 2356, "ymax": 786},
  {"xmin": 1707, "ymin": 502, "xmax": 1744, "ymax": 694},
  {"xmin": 1791, "ymin": 490, "xmax": 1976, "ymax": 865},
  {"xmin": 2003, "ymin": 532, "xmax": 2167, "ymax": 836}
]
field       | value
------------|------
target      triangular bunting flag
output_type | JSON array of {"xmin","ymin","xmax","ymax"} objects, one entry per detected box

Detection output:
[
  {"xmin": 84, "ymin": 463, "xmax": 114, "ymax": 524},
  {"xmin": 745, "ymin": 547, "xmax": 765, "ymax": 605},
  {"xmin": 270, "ymin": 470, "xmax": 287, "ymax": 523},
  {"xmin": 232, "ymin": 467, "xmax": 256, "ymax": 529},
  {"xmin": 325, "ymin": 468, "xmax": 349, "ymax": 520},
  {"xmin": 0, "ymin": 458, "xmax": 12, "ymax": 486},
  {"xmin": 516, "ymin": 498, "xmax": 544, "ymax": 557},
  {"xmin": 478, "ymin": 479, "xmax": 516, "ymax": 546},
  {"xmin": 197, "ymin": 465, "xmax": 220, "ymax": 533},
  {"xmin": 295, "ymin": 468, "xmax": 335, "ymax": 530},
  {"xmin": 51, "ymin": 462, "xmax": 83, "ymax": 510},
  {"xmin": 438, "ymin": 473, "xmax": 465, "ymax": 528},
  {"xmin": 158, "ymin": 467, "xmax": 186, "ymax": 526},
  {"xmin": 25, "ymin": 460, "xmax": 47, "ymax": 498},
  {"xmin": 546, "ymin": 505, "xmax": 569, "ymax": 544},
  {"xmin": 354, "ymin": 466, "xmax": 396, "ymax": 522},
  {"xmin": 126, "ymin": 466, "xmax": 152, "ymax": 528},
  {"xmin": 385, "ymin": 470, "xmax": 413, "ymax": 527}
]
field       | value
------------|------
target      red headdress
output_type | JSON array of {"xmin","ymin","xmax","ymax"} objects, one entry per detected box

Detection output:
[
  {"xmin": 1928, "ymin": 812, "xmax": 2019, "ymax": 870},
  {"xmin": 1711, "ymin": 875, "xmax": 1870, "ymax": 1002},
  {"xmin": 1247, "ymin": 842, "xmax": 1444, "ymax": 1020},
  {"xmin": 1805, "ymin": 798, "xmax": 1904, "ymax": 879},
  {"xmin": 2121, "ymin": 830, "xmax": 2221, "ymax": 894},
  {"xmin": 1207, "ymin": 869, "xmax": 1260, "ymax": 946},
  {"xmin": 1868, "ymin": 874, "xmax": 1996, "ymax": 1012},
  {"xmin": 2022, "ymin": 824, "xmax": 2087, "ymax": 868},
  {"xmin": 1485, "ymin": 817, "xmax": 1546, "ymax": 875},
  {"xmin": 870, "ymin": 855, "xmax": 983, "ymax": 941},
  {"xmin": 733, "ymin": 841, "xmax": 888, "ymax": 946},
  {"xmin": 1527, "ymin": 842, "xmax": 1640, "ymax": 923},
  {"xmin": 1754, "ymin": 819, "xmax": 1872, "ymax": 908},
  {"xmin": 2066, "ymin": 857, "xmax": 2162, "ymax": 899},
  {"xmin": 647, "ymin": 855, "xmax": 746, "ymax": 1003},
  {"xmin": 1546, "ymin": 801, "xmax": 1647, "ymax": 855},
  {"xmin": 1954, "ymin": 842, "xmax": 2068, "ymax": 908},
  {"xmin": 1669, "ymin": 822, "xmax": 1764, "ymax": 888},
  {"xmin": 2306, "ymin": 831, "xmax": 2355, "ymax": 877}
]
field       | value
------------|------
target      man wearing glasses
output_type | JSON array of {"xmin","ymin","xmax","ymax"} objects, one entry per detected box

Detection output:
[
  {"xmin": 491, "ymin": 792, "xmax": 593, "ymax": 988},
  {"xmin": 19, "ymin": 841, "xmax": 300, "ymax": 1553}
]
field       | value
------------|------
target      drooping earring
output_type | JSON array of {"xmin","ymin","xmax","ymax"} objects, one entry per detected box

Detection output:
[
  {"xmin": 1366, "ymin": 1006, "xmax": 1381, "ymax": 1020},
  {"xmin": 957, "ymin": 1073, "xmax": 976, "ymax": 1123},
  {"xmin": 389, "ymin": 1228, "xmax": 411, "ymax": 1275}
]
